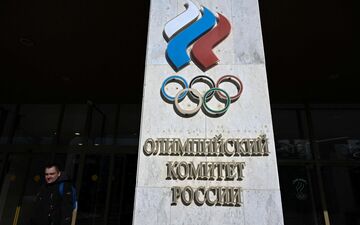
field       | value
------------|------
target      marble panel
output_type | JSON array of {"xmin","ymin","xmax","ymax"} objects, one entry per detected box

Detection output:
[
  {"xmin": 170, "ymin": 204, "xmax": 208, "ymax": 225},
  {"xmin": 243, "ymin": 190, "xmax": 284, "ymax": 225},
  {"xmin": 204, "ymin": 205, "xmax": 245, "ymax": 225},
  {"xmin": 132, "ymin": 187, "xmax": 171, "ymax": 225},
  {"xmin": 146, "ymin": 0, "xmax": 177, "ymax": 65},
  {"xmin": 171, "ymin": 202, "xmax": 245, "ymax": 225},
  {"xmin": 231, "ymin": 0, "xmax": 265, "ymax": 64}
]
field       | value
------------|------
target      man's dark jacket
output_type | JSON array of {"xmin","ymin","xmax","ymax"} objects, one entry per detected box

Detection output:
[{"xmin": 30, "ymin": 173, "xmax": 74, "ymax": 225}]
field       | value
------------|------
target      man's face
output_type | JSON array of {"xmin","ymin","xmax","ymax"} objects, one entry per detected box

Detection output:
[{"xmin": 45, "ymin": 167, "xmax": 61, "ymax": 184}]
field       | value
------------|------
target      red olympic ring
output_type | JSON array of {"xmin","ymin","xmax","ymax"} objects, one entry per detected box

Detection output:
[{"xmin": 216, "ymin": 75, "xmax": 243, "ymax": 102}]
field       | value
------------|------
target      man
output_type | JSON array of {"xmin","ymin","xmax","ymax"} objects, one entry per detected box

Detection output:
[{"xmin": 30, "ymin": 164, "xmax": 76, "ymax": 225}]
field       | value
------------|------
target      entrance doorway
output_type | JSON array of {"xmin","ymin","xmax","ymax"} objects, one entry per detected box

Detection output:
[{"xmin": 0, "ymin": 147, "xmax": 137, "ymax": 225}]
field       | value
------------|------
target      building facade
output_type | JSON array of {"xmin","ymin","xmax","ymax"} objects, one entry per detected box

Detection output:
[{"xmin": 0, "ymin": 0, "xmax": 358, "ymax": 225}]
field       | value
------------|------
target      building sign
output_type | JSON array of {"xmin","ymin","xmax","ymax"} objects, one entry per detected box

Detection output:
[
  {"xmin": 133, "ymin": 0, "xmax": 284, "ymax": 224},
  {"xmin": 142, "ymin": 134, "xmax": 269, "ymax": 206},
  {"xmin": 161, "ymin": 1, "xmax": 241, "ymax": 117}
]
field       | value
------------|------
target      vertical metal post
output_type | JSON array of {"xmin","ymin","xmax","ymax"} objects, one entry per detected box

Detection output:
[
  {"xmin": 296, "ymin": 109, "xmax": 305, "ymax": 139},
  {"xmin": 117, "ymin": 155, "xmax": 128, "ymax": 222},
  {"xmin": 91, "ymin": 103, "xmax": 106, "ymax": 145},
  {"xmin": 1, "ymin": 105, "xmax": 20, "ymax": 192},
  {"xmin": 75, "ymin": 153, "xmax": 86, "ymax": 199},
  {"xmin": 306, "ymin": 165, "xmax": 319, "ymax": 225},
  {"xmin": 0, "ymin": 152, "xmax": 9, "ymax": 193},
  {"xmin": 113, "ymin": 104, "xmax": 121, "ymax": 145},
  {"xmin": 7, "ymin": 104, "xmax": 20, "ymax": 144},
  {"xmin": 54, "ymin": 104, "xmax": 66, "ymax": 145},
  {"xmin": 305, "ymin": 104, "xmax": 331, "ymax": 225},
  {"xmin": 100, "ymin": 115, "xmax": 106, "ymax": 145},
  {"xmin": 74, "ymin": 102, "xmax": 93, "ymax": 215},
  {"xmin": 103, "ymin": 154, "xmax": 115, "ymax": 225},
  {"xmin": 0, "ymin": 108, "xmax": 9, "ymax": 192},
  {"xmin": 0, "ymin": 107, "xmax": 8, "ymax": 138},
  {"xmin": 12, "ymin": 152, "xmax": 33, "ymax": 225},
  {"xmin": 84, "ymin": 101, "xmax": 93, "ymax": 145}
]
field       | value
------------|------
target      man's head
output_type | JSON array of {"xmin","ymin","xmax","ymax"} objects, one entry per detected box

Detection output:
[{"xmin": 44, "ymin": 164, "xmax": 61, "ymax": 184}]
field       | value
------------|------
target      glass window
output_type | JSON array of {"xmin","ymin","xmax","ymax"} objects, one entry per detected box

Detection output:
[
  {"xmin": 272, "ymin": 108, "xmax": 312, "ymax": 159},
  {"xmin": 77, "ymin": 154, "xmax": 111, "ymax": 225},
  {"xmin": 83, "ymin": 104, "xmax": 118, "ymax": 146},
  {"xmin": 278, "ymin": 166, "xmax": 324, "ymax": 225},
  {"xmin": 115, "ymin": 104, "xmax": 140, "ymax": 146},
  {"xmin": 108, "ymin": 155, "xmax": 125, "ymax": 224},
  {"xmin": 0, "ymin": 107, "xmax": 7, "ymax": 138},
  {"xmin": 60, "ymin": 104, "xmax": 88, "ymax": 145},
  {"xmin": 0, "ymin": 153, "xmax": 30, "ymax": 225},
  {"xmin": 322, "ymin": 166, "xmax": 360, "ymax": 225},
  {"xmin": 95, "ymin": 104, "xmax": 118, "ymax": 145},
  {"xmin": 311, "ymin": 109, "xmax": 360, "ymax": 160},
  {"xmin": 90, "ymin": 106, "xmax": 105, "ymax": 146},
  {"xmin": 0, "ymin": 152, "xmax": 4, "ymax": 188},
  {"xmin": 119, "ymin": 154, "xmax": 137, "ymax": 222},
  {"xmin": 13, "ymin": 104, "xmax": 60, "ymax": 144},
  {"xmin": 0, "ymin": 105, "xmax": 18, "ymax": 144}
]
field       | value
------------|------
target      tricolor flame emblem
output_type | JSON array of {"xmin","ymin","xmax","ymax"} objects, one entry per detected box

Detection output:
[{"xmin": 164, "ymin": 0, "xmax": 231, "ymax": 71}]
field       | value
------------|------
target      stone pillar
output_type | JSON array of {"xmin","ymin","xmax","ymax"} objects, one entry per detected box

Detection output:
[{"xmin": 132, "ymin": 0, "xmax": 284, "ymax": 224}]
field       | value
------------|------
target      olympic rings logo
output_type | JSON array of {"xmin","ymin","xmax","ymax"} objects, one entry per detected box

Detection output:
[{"xmin": 161, "ymin": 75, "xmax": 243, "ymax": 116}]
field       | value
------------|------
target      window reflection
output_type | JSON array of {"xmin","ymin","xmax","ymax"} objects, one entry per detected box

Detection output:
[
  {"xmin": 276, "ymin": 139, "xmax": 312, "ymax": 159},
  {"xmin": 77, "ymin": 155, "xmax": 110, "ymax": 225},
  {"xmin": 278, "ymin": 166, "xmax": 323, "ymax": 225},
  {"xmin": 0, "ymin": 105, "xmax": 19, "ymax": 144},
  {"xmin": 117, "ymin": 104, "xmax": 141, "ymax": 139},
  {"xmin": 107, "ymin": 154, "xmax": 137, "ymax": 225},
  {"xmin": 0, "ymin": 104, "xmax": 141, "ymax": 146},
  {"xmin": 13, "ymin": 104, "xmax": 60, "ymax": 145},
  {"xmin": 312, "ymin": 109, "xmax": 360, "ymax": 160},
  {"xmin": 93, "ymin": 104, "xmax": 118, "ymax": 145},
  {"xmin": 272, "ymin": 108, "xmax": 312, "ymax": 159},
  {"xmin": 60, "ymin": 104, "xmax": 87, "ymax": 145}
]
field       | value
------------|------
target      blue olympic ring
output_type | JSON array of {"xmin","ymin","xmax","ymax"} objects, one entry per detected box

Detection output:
[{"xmin": 161, "ymin": 75, "xmax": 189, "ymax": 101}]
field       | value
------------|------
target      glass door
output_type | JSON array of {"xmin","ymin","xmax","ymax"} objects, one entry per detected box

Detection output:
[
  {"xmin": 0, "ymin": 150, "xmax": 79, "ymax": 225},
  {"xmin": 76, "ymin": 154, "xmax": 111, "ymax": 225},
  {"xmin": 0, "ymin": 148, "xmax": 138, "ymax": 225},
  {"xmin": 0, "ymin": 152, "xmax": 32, "ymax": 225},
  {"xmin": 321, "ymin": 165, "xmax": 360, "ymax": 225},
  {"xmin": 278, "ymin": 165, "xmax": 324, "ymax": 225},
  {"xmin": 106, "ymin": 154, "xmax": 137, "ymax": 225},
  {"xmin": 75, "ymin": 152, "xmax": 137, "ymax": 225}
]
